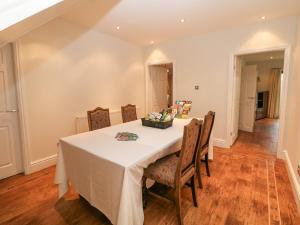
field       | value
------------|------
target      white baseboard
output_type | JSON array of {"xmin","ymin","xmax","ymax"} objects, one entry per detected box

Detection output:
[
  {"xmin": 213, "ymin": 138, "xmax": 229, "ymax": 148},
  {"xmin": 28, "ymin": 154, "xmax": 57, "ymax": 174},
  {"xmin": 283, "ymin": 150, "xmax": 300, "ymax": 205},
  {"xmin": 277, "ymin": 149, "xmax": 285, "ymax": 159}
]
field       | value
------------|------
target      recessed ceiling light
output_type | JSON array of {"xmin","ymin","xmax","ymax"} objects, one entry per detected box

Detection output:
[
  {"xmin": 180, "ymin": 19, "xmax": 185, "ymax": 23},
  {"xmin": 150, "ymin": 41, "xmax": 154, "ymax": 44},
  {"xmin": 116, "ymin": 26, "xmax": 120, "ymax": 30},
  {"xmin": 261, "ymin": 16, "xmax": 266, "ymax": 20},
  {"xmin": 270, "ymin": 56, "xmax": 273, "ymax": 59}
]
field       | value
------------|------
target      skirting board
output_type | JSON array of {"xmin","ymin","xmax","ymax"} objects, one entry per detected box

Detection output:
[
  {"xmin": 213, "ymin": 138, "xmax": 229, "ymax": 148},
  {"xmin": 283, "ymin": 150, "xmax": 300, "ymax": 207},
  {"xmin": 29, "ymin": 154, "xmax": 57, "ymax": 174}
]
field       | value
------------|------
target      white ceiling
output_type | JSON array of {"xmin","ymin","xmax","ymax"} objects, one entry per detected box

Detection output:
[
  {"xmin": 62, "ymin": 0, "xmax": 300, "ymax": 45},
  {"xmin": 0, "ymin": 0, "xmax": 63, "ymax": 31},
  {"xmin": 0, "ymin": 0, "xmax": 83, "ymax": 47}
]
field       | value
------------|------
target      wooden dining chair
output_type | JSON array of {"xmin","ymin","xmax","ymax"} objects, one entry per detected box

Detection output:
[
  {"xmin": 143, "ymin": 118, "xmax": 202, "ymax": 225},
  {"xmin": 196, "ymin": 111, "xmax": 215, "ymax": 188},
  {"xmin": 121, "ymin": 104, "xmax": 137, "ymax": 123},
  {"xmin": 87, "ymin": 107, "xmax": 111, "ymax": 131}
]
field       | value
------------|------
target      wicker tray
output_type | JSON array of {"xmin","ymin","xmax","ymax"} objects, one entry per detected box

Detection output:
[{"xmin": 141, "ymin": 118, "xmax": 173, "ymax": 129}]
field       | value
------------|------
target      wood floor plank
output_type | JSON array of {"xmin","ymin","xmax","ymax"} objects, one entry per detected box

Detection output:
[{"xmin": 275, "ymin": 160, "xmax": 300, "ymax": 225}]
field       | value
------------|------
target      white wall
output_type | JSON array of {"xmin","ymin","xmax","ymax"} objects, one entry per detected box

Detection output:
[
  {"xmin": 18, "ymin": 18, "xmax": 145, "ymax": 172},
  {"xmin": 284, "ymin": 17, "xmax": 300, "ymax": 202},
  {"xmin": 143, "ymin": 17, "xmax": 298, "ymax": 147}
]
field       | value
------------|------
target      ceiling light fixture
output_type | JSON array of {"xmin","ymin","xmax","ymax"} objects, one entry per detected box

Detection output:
[
  {"xmin": 116, "ymin": 26, "xmax": 120, "ymax": 30},
  {"xmin": 270, "ymin": 56, "xmax": 273, "ymax": 59},
  {"xmin": 150, "ymin": 41, "xmax": 154, "ymax": 44},
  {"xmin": 180, "ymin": 19, "xmax": 185, "ymax": 23},
  {"xmin": 261, "ymin": 16, "xmax": 266, "ymax": 20}
]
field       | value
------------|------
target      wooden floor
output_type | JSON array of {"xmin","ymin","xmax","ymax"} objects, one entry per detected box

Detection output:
[
  {"xmin": 0, "ymin": 119, "xmax": 299, "ymax": 225},
  {"xmin": 238, "ymin": 118, "xmax": 279, "ymax": 153}
]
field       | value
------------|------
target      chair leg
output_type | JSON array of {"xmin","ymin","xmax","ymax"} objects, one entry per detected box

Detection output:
[
  {"xmin": 196, "ymin": 160, "xmax": 203, "ymax": 189},
  {"xmin": 142, "ymin": 177, "xmax": 148, "ymax": 209},
  {"xmin": 191, "ymin": 175, "xmax": 198, "ymax": 207},
  {"xmin": 205, "ymin": 153, "xmax": 210, "ymax": 177},
  {"xmin": 175, "ymin": 187, "xmax": 183, "ymax": 225}
]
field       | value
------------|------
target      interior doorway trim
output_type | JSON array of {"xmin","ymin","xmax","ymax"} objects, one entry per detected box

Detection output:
[
  {"xmin": 145, "ymin": 61, "xmax": 175, "ymax": 114},
  {"xmin": 226, "ymin": 45, "xmax": 291, "ymax": 159}
]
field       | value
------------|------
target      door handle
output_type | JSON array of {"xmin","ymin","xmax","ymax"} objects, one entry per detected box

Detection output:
[
  {"xmin": 6, "ymin": 109, "xmax": 18, "ymax": 113},
  {"xmin": 248, "ymin": 97, "xmax": 255, "ymax": 100}
]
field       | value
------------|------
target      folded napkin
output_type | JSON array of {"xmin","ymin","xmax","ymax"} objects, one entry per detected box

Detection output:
[{"xmin": 115, "ymin": 132, "xmax": 138, "ymax": 141}]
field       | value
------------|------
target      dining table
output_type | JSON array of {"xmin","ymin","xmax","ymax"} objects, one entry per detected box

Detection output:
[{"xmin": 55, "ymin": 118, "xmax": 213, "ymax": 225}]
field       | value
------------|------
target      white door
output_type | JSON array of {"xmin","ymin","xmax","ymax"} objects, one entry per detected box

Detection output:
[
  {"xmin": 0, "ymin": 44, "xmax": 23, "ymax": 179},
  {"xmin": 231, "ymin": 57, "xmax": 243, "ymax": 144},
  {"xmin": 239, "ymin": 65, "xmax": 257, "ymax": 132},
  {"xmin": 149, "ymin": 66, "xmax": 168, "ymax": 112}
]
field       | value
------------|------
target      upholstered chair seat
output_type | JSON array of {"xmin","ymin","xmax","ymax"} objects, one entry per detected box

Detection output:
[{"xmin": 144, "ymin": 155, "xmax": 179, "ymax": 187}]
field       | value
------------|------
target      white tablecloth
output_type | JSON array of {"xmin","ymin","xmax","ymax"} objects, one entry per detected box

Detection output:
[{"xmin": 55, "ymin": 118, "xmax": 213, "ymax": 225}]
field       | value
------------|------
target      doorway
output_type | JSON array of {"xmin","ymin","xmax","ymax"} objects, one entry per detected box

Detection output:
[
  {"xmin": 231, "ymin": 50, "xmax": 285, "ymax": 154},
  {"xmin": 148, "ymin": 63, "xmax": 173, "ymax": 112},
  {"xmin": 0, "ymin": 43, "xmax": 23, "ymax": 179}
]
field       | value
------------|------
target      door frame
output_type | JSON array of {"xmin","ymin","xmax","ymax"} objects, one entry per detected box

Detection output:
[
  {"xmin": 145, "ymin": 61, "xmax": 175, "ymax": 114},
  {"xmin": 0, "ymin": 42, "xmax": 29, "ymax": 177},
  {"xmin": 226, "ymin": 45, "xmax": 291, "ymax": 159},
  {"xmin": 11, "ymin": 41, "xmax": 31, "ymax": 174}
]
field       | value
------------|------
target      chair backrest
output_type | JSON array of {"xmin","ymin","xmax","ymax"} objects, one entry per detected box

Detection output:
[
  {"xmin": 87, "ymin": 107, "xmax": 111, "ymax": 131},
  {"xmin": 121, "ymin": 104, "xmax": 137, "ymax": 123},
  {"xmin": 177, "ymin": 118, "xmax": 202, "ymax": 174},
  {"xmin": 199, "ymin": 111, "xmax": 215, "ymax": 151}
]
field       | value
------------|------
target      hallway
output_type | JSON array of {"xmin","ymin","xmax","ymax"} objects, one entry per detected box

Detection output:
[{"xmin": 236, "ymin": 118, "xmax": 279, "ymax": 156}]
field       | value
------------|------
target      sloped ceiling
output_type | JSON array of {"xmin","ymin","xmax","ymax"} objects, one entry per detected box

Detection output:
[
  {"xmin": 0, "ymin": 0, "xmax": 85, "ymax": 47},
  {"xmin": 0, "ymin": 0, "xmax": 64, "ymax": 31}
]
